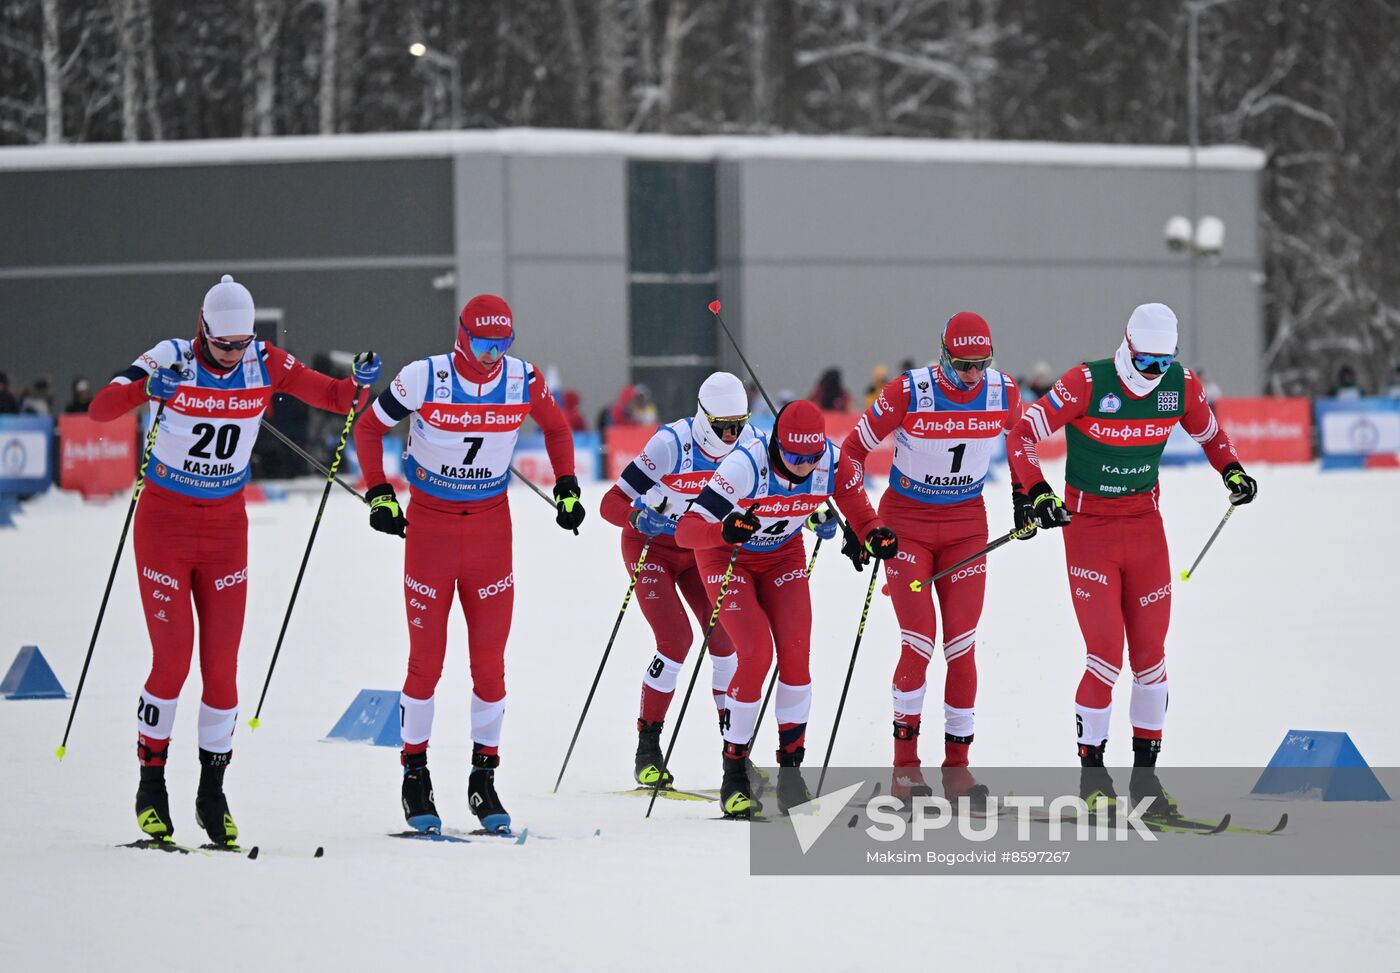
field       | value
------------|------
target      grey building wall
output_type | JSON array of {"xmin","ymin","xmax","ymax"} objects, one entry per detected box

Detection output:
[
  {"xmin": 717, "ymin": 156, "xmax": 1262, "ymax": 403},
  {"xmin": 451, "ymin": 150, "xmax": 630, "ymax": 422},
  {"xmin": 0, "ymin": 157, "xmax": 456, "ymax": 398}
]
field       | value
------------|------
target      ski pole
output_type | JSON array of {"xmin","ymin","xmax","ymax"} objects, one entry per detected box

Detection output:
[
  {"xmin": 646, "ymin": 545, "xmax": 741, "ymax": 819},
  {"xmin": 259, "ymin": 417, "xmax": 367, "ymax": 503},
  {"xmin": 511, "ymin": 464, "xmax": 578, "ymax": 536},
  {"xmin": 249, "ymin": 388, "xmax": 364, "ymax": 729},
  {"xmin": 552, "ymin": 499, "xmax": 668, "ymax": 792},
  {"xmin": 1180, "ymin": 505, "xmax": 1235, "ymax": 582},
  {"xmin": 907, "ymin": 522, "xmax": 1038, "ymax": 592},
  {"xmin": 817, "ymin": 564, "xmax": 881, "ymax": 795},
  {"xmin": 745, "ymin": 535, "xmax": 825, "ymax": 752},
  {"xmin": 707, "ymin": 300, "xmax": 847, "ymax": 535},
  {"xmin": 56, "ymin": 402, "xmax": 166, "ymax": 760}
]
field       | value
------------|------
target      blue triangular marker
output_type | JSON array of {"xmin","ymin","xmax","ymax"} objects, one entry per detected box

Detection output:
[
  {"xmin": 2, "ymin": 646, "xmax": 69, "ymax": 699},
  {"xmin": 1251, "ymin": 730, "xmax": 1390, "ymax": 802},
  {"xmin": 324, "ymin": 690, "xmax": 402, "ymax": 747}
]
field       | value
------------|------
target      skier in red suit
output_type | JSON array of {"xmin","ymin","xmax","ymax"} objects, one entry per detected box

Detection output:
[
  {"xmin": 1006, "ymin": 303, "xmax": 1257, "ymax": 818},
  {"xmin": 353, "ymin": 294, "xmax": 581, "ymax": 835},
  {"xmin": 88, "ymin": 274, "xmax": 378, "ymax": 846},
  {"xmin": 598, "ymin": 372, "xmax": 758, "ymax": 789},
  {"xmin": 675, "ymin": 400, "xmax": 895, "ymax": 818},
  {"xmin": 839, "ymin": 312, "xmax": 1025, "ymax": 806}
]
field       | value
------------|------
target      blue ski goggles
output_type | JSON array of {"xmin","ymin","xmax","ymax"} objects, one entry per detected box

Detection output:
[
  {"xmin": 1128, "ymin": 341, "xmax": 1176, "ymax": 375},
  {"xmin": 780, "ymin": 447, "xmax": 824, "ymax": 466},
  {"xmin": 469, "ymin": 334, "xmax": 514, "ymax": 361},
  {"xmin": 1131, "ymin": 351, "xmax": 1175, "ymax": 374}
]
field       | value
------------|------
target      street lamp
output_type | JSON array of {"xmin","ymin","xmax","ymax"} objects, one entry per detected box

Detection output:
[{"xmin": 409, "ymin": 41, "xmax": 462, "ymax": 130}]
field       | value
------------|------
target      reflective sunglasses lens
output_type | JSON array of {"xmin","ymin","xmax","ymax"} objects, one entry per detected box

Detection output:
[
  {"xmin": 706, "ymin": 412, "xmax": 749, "ymax": 437},
  {"xmin": 782, "ymin": 450, "xmax": 823, "ymax": 465},
  {"xmin": 950, "ymin": 358, "xmax": 991, "ymax": 372},
  {"xmin": 470, "ymin": 336, "xmax": 511, "ymax": 358},
  {"xmin": 1132, "ymin": 352, "xmax": 1174, "ymax": 373}
]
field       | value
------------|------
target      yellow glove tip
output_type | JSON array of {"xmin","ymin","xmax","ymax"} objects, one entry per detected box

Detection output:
[
  {"xmin": 248, "ymin": 717, "xmax": 262, "ymax": 731},
  {"xmin": 54, "ymin": 745, "xmax": 66, "ymax": 761}
]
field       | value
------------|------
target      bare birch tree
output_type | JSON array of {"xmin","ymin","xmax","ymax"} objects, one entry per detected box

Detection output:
[{"xmin": 41, "ymin": 0, "xmax": 61, "ymax": 142}]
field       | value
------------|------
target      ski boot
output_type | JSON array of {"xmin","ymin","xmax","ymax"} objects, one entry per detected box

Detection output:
[
  {"xmin": 1128, "ymin": 769, "xmax": 1178, "ymax": 821},
  {"xmin": 1078, "ymin": 743, "xmax": 1117, "ymax": 820},
  {"xmin": 941, "ymin": 765, "xmax": 991, "ymax": 814},
  {"xmin": 720, "ymin": 743, "xmax": 762, "ymax": 819},
  {"xmin": 891, "ymin": 765, "xmax": 933, "ymax": 808},
  {"xmin": 468, "ymin": 751, "xmax": 511, "ymax": 834},
  {"xmin": 745, "ymin": 759, "xmax": 771, "ymax": 801},
  {"xmin": 719, "ymin": 707, "xmax": 768, "ymax": 799},
  {"xmin": 634, "ymin": 720, "xmax": 673, "ymax": 788},
  {"xmin": 135, "ymin": 739, "xmax": 173, "ymax": 840},
  {"xmin": 775, "ymin": 747, "xmax": 814, "ymax": 816},
  {"xmin": 194, "ymin": 748, "xmax": 239, "ymax": 847},
  {"xmin": 1129, "ymin": 740, "xmax": 1177, "ymax": 820},
  {"xmin": 401, "ymin": 750, "xmax": 442, "ymax": 833}
]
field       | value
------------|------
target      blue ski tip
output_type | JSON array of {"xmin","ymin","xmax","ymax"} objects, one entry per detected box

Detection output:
[
  {"xmin": 407, "ymin": 814, "xmax": 442, "ymax": 833},
  {"xmin": 514, "ymin": 828, "xmax": 529, "ymax": 846}
]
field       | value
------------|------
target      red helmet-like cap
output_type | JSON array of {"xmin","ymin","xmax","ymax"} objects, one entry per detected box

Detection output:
[
  {"xmin": 459, "ymin": 294, "xmax": 514, "ymax": 339},
  {"xmin": 943, "ymin": 312, "xmax": 993, "ymax": 360},
  {"xmin": 774, "ymin": 399, "xmax": 826, "ymax": 454}
]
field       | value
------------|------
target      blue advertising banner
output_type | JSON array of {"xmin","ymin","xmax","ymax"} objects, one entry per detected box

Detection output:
[
  {"xmin": 0, "ymin": 415, "xmax": 54, "ymax": 496},
  {"xmin": 1315, "ymin": 398, "xmax": 1400, "ymax": 469}
]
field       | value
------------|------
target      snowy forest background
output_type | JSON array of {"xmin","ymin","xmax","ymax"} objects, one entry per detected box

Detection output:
[{"xmin": 2, "ymin": 0, "xmax": 1397, "ymax": 395}]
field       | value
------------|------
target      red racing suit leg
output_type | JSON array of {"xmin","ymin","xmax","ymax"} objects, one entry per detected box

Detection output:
[
  {"xmin": 1064, "ymin": 510, "xmax": 1171, "ymax": 753},
  {"xmin": 132, "ymin": 484, "xmax": 247, "ymax": 764},
  {"xmin": 399, "ymin": 494, "xmax": 515, "ymax": 760},
  {"xmin": 876, "ymin": 492, "xmax": 988, "ymax": 773},
  {"xmin": 697, "ymin": 541, "xmax": 812, "ymax": 762},
  {"xmin": 626, "ymin": 532, "xmax": 738, "ymax": 726}
]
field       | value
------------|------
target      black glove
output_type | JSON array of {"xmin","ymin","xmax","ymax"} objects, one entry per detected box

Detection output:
[
  {"xmin": 1221, "ymin": 462, "xmax": 1257, "ymax": 506},
  {"xmin": 864, "ymin": 526, "xmax": 899, "ymax": 560},
  {"xmin": 553, "ymin": 474, "xmax": 586, "ymax": 531},
  {"xmin": 721, "ymin": 509, "xmax": 760, "ymax": 545},
  {"xmin": 366, "ymin": 482, "xmax": 407, "ymax": 537},
  {"xmin": 841, "ymin": 525, "xmax": 870, "ymax": 572},
  {"xmin": 1026, "ymin": 481, "xmax": 1071, "ymax": 529},
  {"xmin": 1012, "ymin": 491, "xmax": 1038, "ymax": 540}
]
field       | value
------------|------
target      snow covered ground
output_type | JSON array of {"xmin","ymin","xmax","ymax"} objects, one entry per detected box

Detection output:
[{"xmin": 1, "ymin": 461, "xmax": 1396, "ymax": 971}]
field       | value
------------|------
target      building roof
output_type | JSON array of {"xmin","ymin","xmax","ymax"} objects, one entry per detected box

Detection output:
[{"xmin": 0, "ymin": 128, "xmax": 1266, "ymax": 172}]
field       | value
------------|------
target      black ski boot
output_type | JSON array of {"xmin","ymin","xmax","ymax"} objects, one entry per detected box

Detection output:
[
  {"xmin": 135, "ymin": 740, "xmax": 173, "ymax": 840},
  {"xmin": 1129, "ymin": 738, "xmax": 1177, "ymax": 819},
  {"xmin": 1078, "ymin": 742, "xmax": 1117, "ymax": 818},
  {"xmin": 468, "ymin": 751, "xmax": 511, "ymax": 834},
  {"xmin": 401, "ymin": 750, "xmax": 441, "ymax": 833},
  {"xmin": 775, "ymin": 747, "xmax": 813, "ymax": 816},
  {"xmin": 634, "ymin": 720, "xmax": 673, "ymax": 788},
  {"xmin": 720, "ymin": 743, "xmax": 761, "ymax": 818},
  {"xmin": 194, "ymin": 748, "xmax": 239, "ymax": 847}
]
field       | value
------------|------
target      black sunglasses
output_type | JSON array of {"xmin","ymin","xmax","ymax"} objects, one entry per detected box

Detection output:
[{"xmin": 202, "ymin": 318, "xmax": 255, "ymax": 352}]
